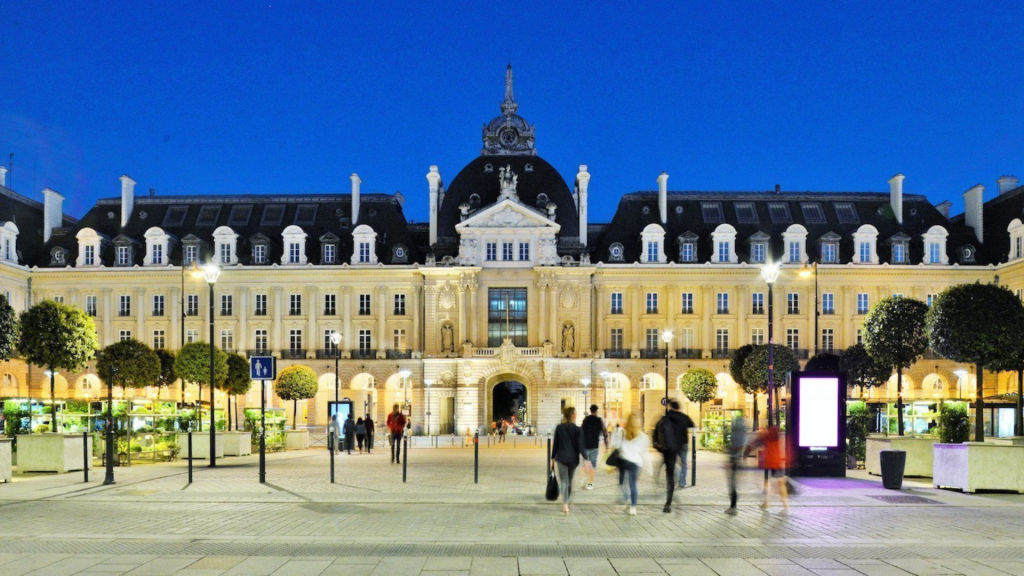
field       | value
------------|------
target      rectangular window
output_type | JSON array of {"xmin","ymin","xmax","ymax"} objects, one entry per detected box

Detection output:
[
  {"xmin": 646, "ymin": 241, "xmax": 658, "ymax": 263},
  {"xmin": 184, "ymin": 245, "xmax": 198, "ymax": 265},
  {"xmin": 253, "ymin": 244, "xmax": 267, "ymax": 264},
  {"xmin": 84, "ymin": 245, "xmax": 96, "ymax": 266},
  {"xmin": 394, "ymin": 294, "xmax": 406, "ymax": 315},
  {"xmin": 857, "ymin": 329, "xmax": 863, "ymax": 345},
  {"xmin": 679, "ymin": 328, "xmax": 695, "ymax": 352},
  {"xmin": 1017, "ymin": 236, "xmax": 1023, "ymax": 259},
  {"xmin": 152, "ymin": 295, "xmax": 165, "ymax": 316},
  {"xmin": 358, "ymin": 242, "xmax": 371, "ymax": 263},
  {"xmin": 116, "ymin": 246, "xmax": 131, "ymax": 266},
  {"xmin": 220, "ymin": 329, "xmax": 234, "ymax": 351},
  {"xmin": 289, "ymin": 329, "xmax": 303, "ymax": 352},
  {"xmin": 786, "ymin": 328, "xmax": 800, "ymax": 350},
  {"xmin": 801, "ymin": 202, "xmax": 827, "ymax": 224},
  {"xmin": 254, "ymin": 294, "xmax": 267, "ymax": 316},
  {"xmin": 152, "ymin": 330, "xmax": 165, "ymax": 350},
  {"xmin": 53, "ymin": 296, "xmax": 64, "ymax": 304},
  {"xmin": 929, "ymin": 242, "xmax": 941, "ymax": 264},
  {"xmin": 857, "ymin": 293, "xmax": 869, "ymax": 314},
  {"xmin": 151, "ymin": 244, "xmax": 163, "ymax": 265},
  {"xmin": 254, "ymin": 329, "xmax": 268, "ymax": 351},
  {"xmin": 751, "ymin": 327, "xmax": 765, "ymax": 346},
  {"xmin": 119, "ymin": 330, "xmax": 132, "ymax": 342},
  {"xmin": 519, "ymin": 242, "xmax": 530, "ymax": 261},
  {"xmin": 645, "ymin": 328, "xmax": 659, "ymax": 350},
  {"xmin": 751, "ymin": 292, "xmax": 764, "ymax": 314},
  {"xmin": 487, "ymin": 288, "xmax": 527, "ymax": 347},
  {"xmin": 716, "ymin": 329, "xmax": 730, "ymax": 353},
  {"xmin": 681, "ymin": 243, "xmax": 695, "ymax": 262},
  {"xmin": 822, "ymin": 293, "xmax": 834, "ymax": 315},
  {"xmin": 324, "ymin": 293, "xmax": 337, "ymax": 315},
  {"xmin": 610, "ymin": 328, "xmax": 623, "ymax": 351},
  {"xmin": 393, "ymin": 329, "xmax": 406, "ymax": 351},
  {"xmin": 85, "ymin": 295, "xmax": 97, "ymax": 317},
  {"xmin": 859, "ymin": 241, "xmax": 871, "ymax": 263},
  {"xmin": 186, "ymin": 329, "xmax": 199, "ymax": 344},
  {"xmin": 289, "ymin": 294, "xmax": 302, "ymax": 315},
  {"xmin": 288, "ymin": 243, "xmax": 301, "ymax": 264},
  {"xmin": 701, "ymin": 202, "xmax": 725, "ymax": 223},
  {"xmin": 734, "ymin": 202, "xmax": 758, "ymax": 224},
  {"xmin": 768, "ymin": 203, "xmax": 792, "ymax": 224},
  {"xmin": 717, "ymin": 292, "xmax": 729, "ymax": 314},
  {"xmin": 834, "ymin": 202, "xmax": 860, "ymax": 224},
  {"xmin": 486, "ymin": 243, "xmax": 497, "ymax": 261},
  {"xmin": 893, "ymin": 243, "xmax": 906, "ymax": 264},
  {"xmin": 220, "ymin": 294, "xmax": 233, "ymax": 316},
  {"xmin": 681, "ymin": 293, "xmax": 694, "ymax": 314},
  {"xmin": 358, "ymin": 294, "xmax": 371, "ymax": 315},
  {"xmin": 119, "ymin": 295, "xmax": 131, "ymax": 317},
  {"xmin": 324, "ymin": 330, "xmax": 339, "ymax": 352},
  {"xmin": 502, "ymin": 242, "xmax": 513, "ymax": 261},
  {"xmin": 717, "ymin": 241, "xmax": 730, "ymax": 263},
  {"xmin": 646, "ymin": 292, "xmax": 658, "ymax": 314},
  {"xmin": 787, "ymin": 292, "xmax": 800, "ymax": 315},
  {"xmin": 788, "ymin": 241, "xmax": 801, "ymax": 263},
  {"xmin": 323, "ymin": 244, "xmax": 336, "ymax": 264},
  {"xmin": 186, "ymin": 294, "xmax": 199, "ymax": 316},
  {"xmin": 821, "ymin": 243, "xmax": 836, "ymax": 263},
  {"xmin": 611, "ymin": 292, "xmax": 623, "ymax": 314},
  {"xmin": 751, "ymin": 243, "xmax": 765, "ymax": 263},
  {"xmin": 358, "ymin": 329, "xmax": 372, "ymax": 351},
  {"xmin": 219, "ymin": 242, "xmax": 231, "ymax": 263},
  {"xmin": 822, "ymin": 328, "xmax": 834, "ymax": 353}
]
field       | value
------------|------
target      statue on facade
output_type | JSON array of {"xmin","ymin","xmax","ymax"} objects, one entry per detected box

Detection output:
[
  {"xmin": 441, "ymin": 323, "xmax": 454, "ymax": 354},
  {"xmin": 561, "ymin": 322, "xmax": 575, "ymax": 353},
  {"xmin": 498, "ymin": 165, "xmax": 519, "ymax": 201}
]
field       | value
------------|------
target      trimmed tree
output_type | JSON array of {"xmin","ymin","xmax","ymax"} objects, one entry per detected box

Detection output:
[
  {"xmin": 679, "ymin": 368, "xmax": 717, "ymax": 428},
  {"xmin": 840, "ymin": 344, "xmax": 891, "ymax": 397},
  {"xmin": 19, "ymin": 300, "xmax": 99, "ymax": 432},
  {"xmin": 741, "ymin": 344, "xmax": 799, "ymax": 430},
  {"xmin": 863, "ymin": 297, "xmax": 929, "ymax": 436},
  {"xmin": 220, "ymin": 354, "xmax": 253, "ymax": 431},
  {"xmin": 0, "ymin": 294, "xmax": 20, "ymax": 363},
  {"xmin": 173, "ymin": 342, "xmax": 228, "ymax": 431},
  {"xmin": 95, "ymin": 339, "xmax": 161, "ymax": 482},
  {"xmin": 728, "ymin": 344, "xmax": 757, "ymax": 427},
  {"xmin": 274, "ymin": 365, "xmax": 317, "ymax": 430},
  {"xmin": 806, "ymin": 352, "xmax": 841, "ymax": 372},
  {"xmin": 927, "ymin": 283, "xmax": 1024, "ymax": 441},
  {"xmin": 155, "ymin": 349, "xmax": 178, "ymax": 390}
]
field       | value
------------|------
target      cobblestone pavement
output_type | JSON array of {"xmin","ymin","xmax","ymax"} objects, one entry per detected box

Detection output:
[{"xmin": 2, "ymin": 443, "xmax": 1024, "ymax": 575}]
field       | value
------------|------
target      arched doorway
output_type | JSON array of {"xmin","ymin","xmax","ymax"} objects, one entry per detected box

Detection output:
[{"xmin": 489, "ymin": 380, "xmax": 529, "ymax": 433}]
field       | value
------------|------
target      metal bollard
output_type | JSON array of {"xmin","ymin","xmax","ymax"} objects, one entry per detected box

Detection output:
[
  {"xmin": 329, "ymin": 432, "xmax": 335, "ymax": 483},
  {"xmin": 402, "ymin": 434, "xmax": 408, "ymax": 483},
  {"xmin": 691, "ymin": 431, "xmax": 697, "ymax": 486},
  {"xmin": 83, "ymin": 432, "xmax": 89, "ymax": 483},
  {"xmin": 187, "ymin": 432, "xmax": 193, "ymax": 484},
  {"xmin": 474, "ymin": 432, "xmax": 479, "ymax": 484}
]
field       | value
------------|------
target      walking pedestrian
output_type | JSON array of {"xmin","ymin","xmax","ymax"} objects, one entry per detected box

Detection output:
[
  {"xmin": 364, "ymin": 414, "xmax": 374, "ymax": 454},
  {"xmin": 356, "ymin": 417, "xmax": 367, "ymax": 454},
  {"xmin": 386, "ymin": 404, "xmax": 407, "ymax": 464},
  {"xmin": 550, "ymin": 406, "xmax": 591, "ymax": 515},
  {"xmin": 753, "ymin": 425, "xmax": 789, "ymax": 512},
  {"xmin": 343, "ymin": 413, "xmax": 356, "ymax": 455},
  {"xmin": 580, "ymin": 404, "xmax": 608, "ymax": 490},
  {"xmin": 328, "ymin": 414, "xmax": 342, "ymax": 455},
  {"xmin": 725, "ymin": 414, "xmax": 748, "ymax": 515},
  {"xmin": 653, "ymin": 400, "xmax": 694, "ymax": 513},
  {"xmin": 614, "ymin": 413, "xmax": 649, "ymax": 516},
  {"xmin": 500, "ymin": 419, "xmax": 508, "ymax": 443}
]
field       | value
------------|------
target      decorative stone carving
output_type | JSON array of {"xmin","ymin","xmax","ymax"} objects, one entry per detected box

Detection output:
[
  {"xmin": 497, "ymin": 338, "xmax": 517, "ymax": 368},
  {"xmin": 440, "ymin": 322, "xmax": 455, "ymax": 354},
  {"xmin": 491, "ymin": 207, "xmax": 527, "ymax": 227},
  {"xmin": 438, "ymin": 284, "xmax": 456, "ymax": 310},
  {"xmin": 561, "ymin": 322, "xmax": 575, "ymax": 353},
  {"xmin": 559, "ymin": 286, "xmax": 576, "ymax": 309},
  {"xmin": 539, "ymin": 238, "xmax": 559, "ymax": 266},
  {"xmin": 49, "ymin": 247, "xmax": 69, "ymax": 267},
  {"xmin": 498, "ymin": 166, "xmax": 519, "ymax": 201},
  {"xmin": 458, "ymin": 238, "xmax": 477, "ymax": 265}
]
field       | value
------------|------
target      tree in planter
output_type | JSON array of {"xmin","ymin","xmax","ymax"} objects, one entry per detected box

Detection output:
[
  {"xmin": 805, "ymin": 352, "xmax": 841, "ymax": 372},
  {"xmin": 840, "ymin": 344, "xmax": 892, "ymax": 398},
  {"xmin": 96, "ymin": 339, "xmax": 161, "ymax": 482},
  {"xmin": 679, "ymin": 368, "xmax": 717, "ymax": 428},
  {"xmin": 173, "ymin": 342, "xmax": 228, "ymax": 431},
  {"xmin": 927, "ymin": 283, "xmax": 1024, "ymax": 441},
  {"xmin": 728, "ymin": 344, "xmax": 756, "ymax": 425},
  {"xmin": 938, "ymin": 403, "xmax": 971, "ymax": 444},
  {"xmin": 19, "ymin": 300, "xmax": 99, "ymax": 433},
  {"xmin": 847, "ymin": 401, "xmax": 869, "ymax": 466},
  {"xmin": 740, "ymin": 344, "xmax": 799, "ymax": 430},
  {"xmin": 154, "ymin": 349, "xmax": 177, "ymax": 394},
  {"xmin": 863, "ymin": 297, "xmax": 929, "ymax": 437},
  {"xmin": 274, "ymin": 365, "xmax": 317, "ymax": 431},
  {"xmin": 219, "ymin": 354, "xmax": 253, "ymax": 431}
]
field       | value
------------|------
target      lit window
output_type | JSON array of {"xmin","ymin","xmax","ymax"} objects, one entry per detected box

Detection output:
[
  {"xmin": 751, "ymin": 292, "xmax": 764, "ymax": 314},
  {"xmin": 857, "ymin": 293, "xmax": 869, "ymax": 314},
  {"xmin": 929, "ymin": 242, "xmax": 941, "ymax": 264},
  {"xmin": 610, "ymin": 292, "xmax": 622, "ymax": 314},
  {"xmin": 358, "ymin": 329, "xmax": 372, "ymax": 351},
  {"xmin": 787, "ymin": 292, "xmax": 800, "ymax": 315},
  {"xmin": 822, "ymin": 293, "xmax": 834, "ymax": 314},
  {"xmin": 646, "ymin": 292, "xmax": 658, "ymax": 314},
  {"xmin": 716, "ymin": 292, "xmax": 729, "ymax": 314},
  {"xmin": 486, "ymin": 243, "xmax": 497, "ymax": 261},
  {"xmin": 681, "ymin": 293, "xmax": 693, "ymax": 314},
  {"xmin": 393, "ymin": 329, "xmax": 406, "ymax": 351}
]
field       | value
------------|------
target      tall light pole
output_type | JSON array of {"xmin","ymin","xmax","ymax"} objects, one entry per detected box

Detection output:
[
  {"xmin": 425, "ymin": 379, "xmax": 433, "ymax": 436},
  {"xmin": 330, "ymin": 332, "xmax": 342, "ymax": 404},
  {"xmin": 799, "ymin": 261, "xmax": 819, "ymax": 356},
  {"xmin": 761, "ymin": 262, "xmax": 781, "ymax": 428},
  {"xmin": 181, "ymin": 262, "xmax": 201, "ymax": 404},
  {"xmin": 599, "ymin": 371, "xmax": 611, "ymax": 418},
  {"xmin": 202, "ymin": 263, "xmax": 221, "ymax": 468},
  {"xmin": 581, "ymin": 378, "xmax": 591, "ymax": 414},
  {"xmin": 661, "ymin": 330, "xmax": 674, "ymax": 415},
  {"xmin": 398, "ymin": 369, "xmax": 412, "ymax": 432},
  {"xmin": 103, "ymin": 367, "xmax": 117, "ymax": 485}
]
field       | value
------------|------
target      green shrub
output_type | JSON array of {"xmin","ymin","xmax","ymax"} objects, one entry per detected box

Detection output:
[
  {"xmin": 847, "ymin": 401, "xmax": 869, "ymax": 461},
  {"xmin": 939, "ymin": 403, "xmax": 971, "ymax": 444},
  {"xmin": 35, "ymin": 424, "xmax": 51, "ymax": 433}
]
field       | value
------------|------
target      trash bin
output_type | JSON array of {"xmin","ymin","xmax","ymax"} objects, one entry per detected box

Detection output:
[{"xmin": 879, "ymin": 449, "xmax": 906, "ymax": 490}]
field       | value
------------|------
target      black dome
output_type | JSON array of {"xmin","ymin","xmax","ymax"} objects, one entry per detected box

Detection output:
[{"xmin": 437, "ymin": 155, "xmax": 579, "ymax": 240}]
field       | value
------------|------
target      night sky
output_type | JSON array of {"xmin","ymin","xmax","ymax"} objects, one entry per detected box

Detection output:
[{"xmin": 2, "ymin": 1, "xmax": 1022, "ymax": 223}]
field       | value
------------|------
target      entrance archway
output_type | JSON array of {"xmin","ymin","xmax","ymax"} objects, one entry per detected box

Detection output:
[{"xmin": 489, "ymin": 380, "xmax": 529, "ymax": 433}]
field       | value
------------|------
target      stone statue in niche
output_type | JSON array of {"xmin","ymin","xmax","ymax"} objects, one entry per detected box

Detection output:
[
  {"xmin": 561, "ymin": 322, "xmax": 575, "ymax": 353},
  {"xmin": 440, "ymin": 323, "xmax": 454, "ymax": 354}
]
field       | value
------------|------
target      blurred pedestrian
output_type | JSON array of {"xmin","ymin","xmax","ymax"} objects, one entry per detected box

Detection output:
[
  {"xmin": 653, "ymin": 400, "xmax": 694, "ymax": 513},
  {"xmin": 328, "ymin": 414, "xmax": 341, "ymax": 455},
  {"xmin": 356, "ymin": 417, "xmax": 367, "ymax": 454},
  {"xmin": 386, "ymin": 404, "xmax": 406, "ymax": 464},
  {"xmin": 752, "ymin": 425, "xmax": 789, "ymax": 511},
  {"xmin": 550, "ymin": 406, "xmax": 591, "ymax": 515},
  {"xmin": 614, "ymin": 413, "xmax": 649, "ymax": 516},
  {"xmin": 580, "ymin": 404, "xmax": 608, "ymax": 490},
  {"xmin": 343, "ymin": 413, "xmax": 356, "ymax": 455},
  {"xmin": 364, "ymin": 414, "xmax": 374, "ymax": 454},
  {"xmin": 725, "ymin": 414, "xmax": 748, "ymax": 515}
]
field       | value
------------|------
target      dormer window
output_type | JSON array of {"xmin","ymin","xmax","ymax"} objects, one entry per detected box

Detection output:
[
  {"xmin": 280, "ymin": 225, "xmax": 308, "ymax": 265},
  {"xmin": 677, "ymin": 233, "xmax": 698, "ymax": 263},
  {"xmin": 640, "ymin": 224, "xmax": 666, "ymax": 264},
  {"xmin": 751, "ymin": 242, "xmax": 766, "ymax": 263},
  {"xmin": 212, "ymin": 226, "xmax": 239, "ymax": 265},
  {"xmin": 76, "ymin": 228, "xmax": 106, "ymax": 267},
  {"xmin": 922, "ymin": 225, "xmax": 949, "ymax": 265},
  {"xmin": 0, "ymin": 222, "xmax": 18, "ymax": 264},
  {"xmin": 143, "ymin": 227, "xmax": 173, "ymax": 266},
  {"xmin": 711, "ymin": 224, "xmax": 738, "ymax": 263},
  {"xmin": 254, "ymin": 245, "xmax": 267, "ymax": 264},
  {"xmin": 181, "ymin": 235, "xmax": 202, "ymax": 265},
  {"xmin": 321, "ymin": 233, "xmax": 339, "ymax": 264},
  {"xmin": 646, "ymin": 241, "xmax": 659, "ymax": 263},
  {"xmin": 821, "ymin": 242, "xmax": 837, "ymax": 263},
  {"xmin": 1010, "ymin": 219, "xmax": 1024, "ymax": 261},
  {"xmin": 117, "ymin": 246, "xmax": 131, "ymax": 266},
  {"xmin": 888, "ymin": 233, "xmax": 911, "ymax": 264},
  {"xmin": 84, "ymin": 245, "xmax": 96, "ymax": 265},
  {"xmin": 782, "ymin": 224, "xmax": 808, "ymax": 264},
  {"xmin": 351, "ymin": 224, "xmax": 378, "ymax": 265},
  {"xmin": 112, "ymin": 235, "xmax": 138, "ymax": 267},
  {"xmin": 608, "ymin": 243, "xmax": 624, "ymax": 263},
  {"xmin": 852, "ymin": 224, "xmax": 879, "ymax": 264}
]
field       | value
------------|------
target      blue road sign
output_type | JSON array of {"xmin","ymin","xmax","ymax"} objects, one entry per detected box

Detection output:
[{"xmin": 250, "ymin": 356, "xmax": 276, "ymax": 381}]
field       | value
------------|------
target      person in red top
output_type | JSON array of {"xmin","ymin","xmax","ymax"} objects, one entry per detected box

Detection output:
[
  {"xmin": 386, "ymin": 404, "xmax": 407, "ymax": 464},
  {"xmin": 753, "ymin": 425, "xmax": 789, "ymax": 511}
]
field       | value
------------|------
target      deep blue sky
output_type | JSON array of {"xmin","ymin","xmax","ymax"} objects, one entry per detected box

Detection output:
[{"xmin": 2, "ymin": 2, "xmax": 1022, "ymax": 223}]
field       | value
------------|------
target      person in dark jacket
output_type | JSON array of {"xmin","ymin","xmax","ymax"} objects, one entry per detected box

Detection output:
[
  {"xmin": 355, "ymin": 417, "xmax": 367, "ymax": 454},
  {"xmin": 364, "ymin": 414, "xmax": 374, "ymax": 454},
  {"xmin": 342, "ymin": 413, "xmax": 356, "ymax": 455},
  {"xmin": 580, "ymin": 405, "xmax": 608, "ymax": 490},
  {"xmin": 653, "ymin": 400, "xmax": 694, "ymax": 513},
  {"xmin": 549, "ymin": 406, "xmax": 592, "ymax": 515}
]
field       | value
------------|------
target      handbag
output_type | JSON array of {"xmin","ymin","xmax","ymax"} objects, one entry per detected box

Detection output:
[
  {"xmin": 605, "ymin": 449, "xmax": 623, "ymax": 469},
  {"xmin": 545, "ymin": 470, "xmax": 559, "ymax": 501}
]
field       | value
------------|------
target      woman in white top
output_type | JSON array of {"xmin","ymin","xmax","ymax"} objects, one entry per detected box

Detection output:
[{"xmin": 613, "ymin": 413, "xmax": 649, "ymax": 516}]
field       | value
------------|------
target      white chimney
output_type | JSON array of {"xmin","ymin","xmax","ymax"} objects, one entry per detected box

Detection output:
[
  {"xmin": 119, "ymin": 175, "xmax": 135, "ymax": 227},
  {"xmin": 888, "ymin": 173, "xmax": 904, "ymax": 225},
  {"xmin": 42, "ymin": 188, "xmax": 64, "ymax": 243},
  {"xmin": 657, "ymin": 172, "xmax": 669, "ymax": 225},
  {"xmin": 576, "ymin": 165, "xmax": 590, "ymax": 246},
  {"xmin": 426, "ymin": 165, "xmax": 442, "ymax": 246},
  {"xmin": 997, "ymin": 175, "xmax": 1019, "ymax": 195},
  {"xmin": 0, "ymin": 167, "xmax": 7, "ymax": 187},
  {"xmin": 963, "ymin": 184, "xmax": 984, "ymax": 243},
  {"xmin": 350, "ymin": 173, "xmax": 361, "ymax": 225},
  {"xmin": 935, "ymin": 201, "xmax": 952, "ymax": 219}
]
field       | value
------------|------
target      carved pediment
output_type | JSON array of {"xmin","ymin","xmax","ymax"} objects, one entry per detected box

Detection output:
[{"xmin": 455, "ymin": 199, "xmax": 560, "ymax": 232}]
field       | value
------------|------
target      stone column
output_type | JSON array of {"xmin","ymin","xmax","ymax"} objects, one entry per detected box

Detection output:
[
  {"xmin": 271, "ymin": 287, "xmax": 283, "ymax": 352},
  {"xmin": 457, "ymin": 283, "xmax": 467, "ymax": 347},
  {"xmin": 736, "ymin": 285, "xmax": 747, "ymax": 349},
  {"xmin": 238, "ymin": 287, "xmax": 249, "ymax": 353},
  {"xmin": 136, "ymin": 288, "xmax": 145, "ymax": 341},
  {"xmin": 377, "ymin": 287, "xmax": 387, "ymax": 355},
  {"xmin": 840, "ymin": 286, "xmax": 852, "ymax": 348},
  {"xmin": 169, "ymin": 287, "xmax": 181, "ymax": 350},
  {"xmin": 538, "ymin": 278, "xmax": 547, "ymax": 345},
  {"xmin": 595, "ymin": 285, "xmax": 605, "ymax": 353},
  {"xmin": 468, "ymin": 282, "xmax": 479, "ymax": 347},
  {"xmin": 806, "ymin": 286, "xmax": 815, "ymax": 354},
  {"xmin": 342, "ymin": 287, "xmax": 352, "ymax": 357},
  {"xmin": 548, "ymin": 282, "xmax": 558, "ymax": 345},
  {"xmin": 700, "ymin": 286, "xmax": 713, "ymax": 355},
  {"xmin": 410, "ymin": 285, "xmax": 421, "ymax": 352},
  {"xmin": 308, "ymin": 287, "xmax": 319, "ymax": 354},
  {"xmin": 630, "ymin": 285, "xmax": 641, "ymax": 355},
  {"xmin": 102, "ymin": 288, "xmax": 113, "ymax": 347}
]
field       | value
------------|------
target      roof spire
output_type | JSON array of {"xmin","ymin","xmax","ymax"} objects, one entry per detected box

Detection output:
[{"xmin": 501, "ymin": 63, "xmax": 518, "ymax": 114}]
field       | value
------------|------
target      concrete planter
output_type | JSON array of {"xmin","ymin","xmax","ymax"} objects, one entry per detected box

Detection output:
[
  {"xmin": 933, "ymin": 442, "xmax": 1024, "ymax": 494},
  {"xmin": 983, "ymin": 437, "xmax": 1024, "ymax": 446},
  {"xmin": 866, "ymin": 435, "xmax": 936, "ymax": 478},
  {"xmin": 285, "ymin": 430, "xmax": 309, "ymax": 450},
  {"xmin": 178, "ymin": 431, "xmax": 224, "ymax": 460},
  {"xmin": 0, "ymin": 438, "xmax": 11, "ymax": 482},
  {"xmin": 15, "ymin": 433, "xmax": 93, "ymax": 474},
  {"xmin": 222, "ymin": 431, "xmax": 252, "ymax": 457}
]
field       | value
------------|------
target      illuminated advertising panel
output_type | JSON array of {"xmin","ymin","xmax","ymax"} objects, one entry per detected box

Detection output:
[
  {"xmin": 789, "ymin": 371, "xmax": 847, "ymax": 477},
  {"xmin": 797, "ymin": 376, "xmax": 840, "ymax": 448}
]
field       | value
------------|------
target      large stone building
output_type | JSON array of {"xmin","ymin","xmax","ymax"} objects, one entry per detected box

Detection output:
[{"xmin": 1, "ymin": 66, "xmax": 1022, "ymax": 435}]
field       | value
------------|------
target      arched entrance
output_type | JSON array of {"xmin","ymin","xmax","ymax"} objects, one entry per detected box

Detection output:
[{"xmin": 492, "ymin": 381, "xmax": 528, "ymax": 430}]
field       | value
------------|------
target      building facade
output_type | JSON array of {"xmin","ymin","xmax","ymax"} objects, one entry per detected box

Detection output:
[{"xmin": 0, "ymin": 66, "xmax": 1022, "ymax": 435}]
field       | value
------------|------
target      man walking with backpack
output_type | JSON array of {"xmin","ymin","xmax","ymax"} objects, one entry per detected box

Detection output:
[
  {"xmin": 580, "ymin": 405, "xmax": 608, "ymax": 490},
  {"xmin": 654, "ymin": 400, "xmax": 694, "ymax": 513}
]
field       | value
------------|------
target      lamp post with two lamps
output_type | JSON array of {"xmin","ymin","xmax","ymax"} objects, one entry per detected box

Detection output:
[
  {"xmin": 330, "ymin": 332, "xmax": 342, "ymax": 404},
  {"xmin": 201, "ymin": 263, "xmax": 221, "ymax": 468},
  {"xmin": 760, "ymin": 262, "xmax": 781, "ymax": 427},
  {"xmin": 661, "ymin": 330, "xmax": 674, "ymax": 414}
]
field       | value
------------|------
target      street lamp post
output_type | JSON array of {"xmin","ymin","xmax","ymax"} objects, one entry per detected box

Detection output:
[
  {"xmin": 599, "ymin": 372, "xmax": 611, "ymax": 418},
  {"xmin": 398, "ymin": 369, "xmax": 412, "ymax": 433},
  {"xmin": 799, "ymin": 262, "xmax": 819, "ymax": 356},
  {"xmin": 330, "ymin": 332, "xmax": 342, "ymax": 404},
  {"xmin": 581, "ymin": 378, "xmax": 591, "ymax": 414},
  {"xmin": 425, "ymin": 379, "xmax": 433, "ymax": 436},
  {"xmin": 202, "ymin": 263, "xmax": 221, "ymax": 468},
  {"xmin": 661, "ymin": 330, "xmax": 674, "ymax": 414},
  {"xmin": 103, "ymin": 367, "xmax": 117, "ymax": 485},
  {"xmin": 761, "ymin": 262, "xmax": 781, "ymax": 428}
]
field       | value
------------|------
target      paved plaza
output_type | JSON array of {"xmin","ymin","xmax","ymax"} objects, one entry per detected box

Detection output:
[{"xmin": 1, "ymin": 441, "xmax": 1023, "ymax": 575}]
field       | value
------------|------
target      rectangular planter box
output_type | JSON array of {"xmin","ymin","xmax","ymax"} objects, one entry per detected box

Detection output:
[
  {"xmin": 178, "ymin": 431, "xmax": 224, "ymax": 460},
  {"xmin": 866, "ymin": 435, "xmax": 936, "ymax": 478},
  {"xmin": 983, "ymin": 437, "xmax": 1024, "ymax": 446},
  {"xmin": 285, "ymin": 430, "xmax": 309, "ymax": 450},
  {"xmin": 15, "ymin": 433, "xmax": 93, "ymax": 474},
  {"xmin": 222, "ymin": 431, "xmax": 252, "ymax": 457},
  {"xmin": 933, "ymin": 443, "xmax": 1024, "ymax": 494},
  {"xmin": 0, "ymin": 438, "xmax": 11, "ymax": 482}
]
